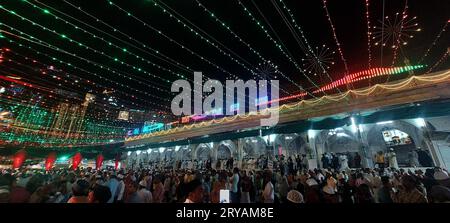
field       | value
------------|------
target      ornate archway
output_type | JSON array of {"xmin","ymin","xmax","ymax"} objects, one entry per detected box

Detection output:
[
  {"xmin": 177, "ymin": 146, "xmax": 192, "ymax": 161},
  {"xmin": 365, "ymin": 121, "xmax": 425, "ymax": 167},
  {"xmin": 243, "ymin": 137, "xmax": 267, "ymax": 158},
  {"xmin": 287, "ymin": 134, "xmax": 308, "ymax": 156},
  {"xmin": 196, "ymin": 143, "xmax": 212, "ymax": 160}
]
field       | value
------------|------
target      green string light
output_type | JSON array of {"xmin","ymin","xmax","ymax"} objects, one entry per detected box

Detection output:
[
  {"xmin": 3, "ymin": 4, "xmax": 178, "ymax": 93},
  {"xmin": 1, "ymin": 23, "xmax": 171, "ymax": 101},
  {"xmin": 3, "ymin": 36, "xmax": 170, "ymax": 110}
]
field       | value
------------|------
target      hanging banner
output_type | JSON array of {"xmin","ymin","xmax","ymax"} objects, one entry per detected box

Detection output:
[
  {"xmin": 13, "ymin": 149, "xmax": 27, "ymax": 169},
  {"xmin": 72, "ymin": 152, "xmax": 82, "ymax": 170},
  {"xmin": 45, "ymin": 152, "xmax": 57, "ymax": 171},
  {"xmin": 96, "ymin": 154, "xmax": 104, "ymax": 170}
]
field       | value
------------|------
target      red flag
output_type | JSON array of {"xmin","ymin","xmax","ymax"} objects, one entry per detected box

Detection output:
[
  {"xmin": 12, "ymin": 149, "xmax": 26, "ymax": 169},
  {"xmin": 96, "ymin": 154, "xmax": 104, "ymax": 170},
  {"xmin": 114, "ymin": 153, "xmax": 120, "ymax": 170},
  {"xmin": 72, "ymin": 152, "xmax": 82, "ymax": 170},
  {"xmin": 45, "ymin": 152, "xmax": 57, "ymax": 171}
]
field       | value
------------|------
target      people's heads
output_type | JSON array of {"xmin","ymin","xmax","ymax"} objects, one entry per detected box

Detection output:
[
  {"xmin": 425, "ymin": 168, "xmax": 435, "ymax": 179},
  {"xmin": 91, "ymin": 185, "xmax": 112, "ymax": 203},
  {"xmin": 433, "ymin": 170, "xmax": 449, "ymax": 183},
  {"xmin": 430, "ymin": 185, "xmax": 450, "ymax": 203},
  {"xmin": 306, "ymin": 178, "xmax": 319, "ymax": 188},
  {"xmin": 26, "ymin": 174, "xmax": 44, "ymax": 194},
  {"xmin": 381, "ymin": 176, "xmax": 391, "ymax": 186},
  {"xmin": 0, "ymin": 175, "xmax": 10, "ymax": 203},
  {"xmin": 356, "ymin": 173, "xmax": 363, "ymax": 179},
  {"xmin": 139, "ymin": 180, "xmax": 147, "ymax": 189},
  {"xmin": 72, "ymin": 179, "xmax": 90, "ymax": 197},
  {"xmin": 129, "ymin": 182, "xmax": 139, "ymax": 193},
  {"xmin": 359, "ymin": 183, "xmax": 371, "ymax": 194},
  {"xmin": 233, "ymin": 167, "xmax": 239, "ymax": 174},
  {"xmin": 186, "ymin": 179, "xmax": 204, "ymax": 203},
  {"xmin": 264, "ymin": 170, "xmax": 273, "ymax": 182},
  {"xmin": 287, "ymin": 190, "xmax": 304, "ymax": 203},
  {"xmin": 401, "ymin": 175, "xmax": 418, "ymax": 191}
]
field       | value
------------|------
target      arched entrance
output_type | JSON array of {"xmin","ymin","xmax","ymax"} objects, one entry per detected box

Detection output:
[
  {"xmin": 196, "ymin": 144, "xmax": 212, "ymax": 160},
  {"xmin": 366, "ymin": 120, "xmax": 432, "ymax": 167},
  {"xmin": 243, "ymin": 137, "xmax": 266, "ymax": 158},
  {"xmin": 217, "ymin": 144, "xmax": 232, "ymax": 160},
  {"xmin": 287, "ymin": 134, "xmax": 308, "ymax": 156},
  {"xmin": 179, "ymin": 146, "xmax": 192, "ymax": 161}
]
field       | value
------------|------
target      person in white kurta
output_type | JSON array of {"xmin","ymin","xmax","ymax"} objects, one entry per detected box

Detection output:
[
  {"xmin": 387, "ymin": 148, "xmax": 399, "ymax": 169},
  {"xmin": 339, "ymin": 154, "xmax": 349, "ymax": 172}
]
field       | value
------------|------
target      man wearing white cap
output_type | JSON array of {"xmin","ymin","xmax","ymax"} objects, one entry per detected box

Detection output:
[
  {"xmin": 434, "ymin": 169, "xmax": 450, "ymax": 188},
  {"xmin": 286, "ymin": 190, "xmax": 304, "ymax": 203},
  {"xmin": 137, "ymin": 180, "xmax": 153, "ymax": 203},
  {"xmin": 116, "ymin": 174, "xmax": 125, "ymax": 203}
]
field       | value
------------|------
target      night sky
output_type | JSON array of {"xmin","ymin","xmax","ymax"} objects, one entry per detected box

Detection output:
[{"xmin": 1, "ymin": 0, "xmax": 449, "ymax": 118}]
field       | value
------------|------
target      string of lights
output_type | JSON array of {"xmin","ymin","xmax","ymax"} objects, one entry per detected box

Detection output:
[
  {"xmin": 0, "ymin": 26, "xmax": 171, "ymax": 102},
  {"xmin": 322, "ymin": 0, "xmax": 351, "ymax": 89},
  {"xmin": 251, "ymin": 0, "xmax": 321, "ymax": 92},
  {"xmin": 24, "ymin": 0, "xmax": 189, "ymax": 82},
  {"xmin": 2, "ymin": 36, "xmax": 171, "ymax": 111},
  {"xmin": 271, "ymin": 0, "xmax": 346, "ymax": 101},
  {"xmin": 419, "ymin": 20, "xmax": 449, "ymax": 64},
  {"xmin": 427, "ymin": 49, "xmax": 449, "ymax": 73},
  {"xmin": 2, "ymin": 58, "xmax": 139, "ymax": 111},
  {"xmin": 193, "ymin": 0, "xmax": 293, "ymax": 94},
  {"xmin": 2, "ymin": 45, "xmax": 160, "ymax": 113},
  {"xmin": 235, "ymin": 0, "xmax": 319, "ymax": 95},
  {"xmin": 105, "ymin": 1, "xmax": 240, "ymax": 80},
  {"xmin": 152, "ymin": 0, "xmax": 292, "ymax": 98},
  {"xmin": 1, "ymin": 5, "xmax": 178, "ymax": 90},
  {"xmin": 275, "ymin": 0, "xmax": 338, "ymax": 90},
  {"xmin": 313, "ymin": 65, "xmax": 425, "ymax": 93},
  {"xmin": 57, "ymin": 0, "xmax": 191, "ymax": 74},
  {"xmin": 45, "ymin": 0, "xmax": 243, "ymax": 100},
  {"xmin": 152, "ymin": 0, "xmax": 258, "ymax": 79},
  {"xmin": 391, "ymin": 0, "xmax": 409, "ymax": 67},
  {"xmin": 127, "ymin": 68, "xmax": 449, "ymax": 142},
  {"xmin": 103, "ymin": 1, "xmax": 268, "ymax": 103},
  {"xmin": 365, "ymin": 0, "xmax": 372, "ymax": 69}
]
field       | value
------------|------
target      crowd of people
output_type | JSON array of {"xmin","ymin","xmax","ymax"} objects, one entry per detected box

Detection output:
[{"xmin": 1, "ymin": 154, "xmax": 450, "ymax": 204}]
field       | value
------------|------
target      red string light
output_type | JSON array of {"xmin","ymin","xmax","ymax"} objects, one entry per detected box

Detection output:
[
  {"xmin": 365, "ymin": 0, "xmax": 372, "ymax": 69},
  {"xmin": 322, "ymin": 0, "xmax": 350, "ymax": 88},
  {"xmin": 313, "ymin": 65, "xmax": 424, "ymax": 93}
]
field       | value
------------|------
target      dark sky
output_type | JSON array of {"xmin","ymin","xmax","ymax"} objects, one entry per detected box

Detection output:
[{"xmin": 1, "ymin": 0, "xmax": 449, "ymax": 115}]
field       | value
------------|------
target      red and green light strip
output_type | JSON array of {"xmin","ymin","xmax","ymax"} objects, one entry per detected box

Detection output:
[{"xmin": 313, "ymin": 65, "xmax": 425, "ymax": 93}]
